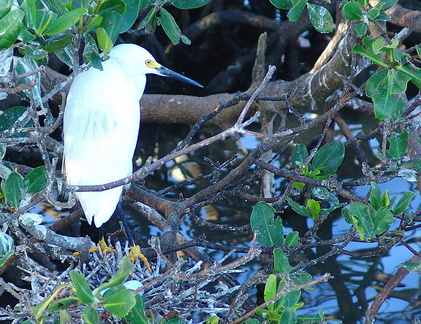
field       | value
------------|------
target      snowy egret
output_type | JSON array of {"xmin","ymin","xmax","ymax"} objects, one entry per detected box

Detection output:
[{"xmin": 63, "ymin": 44, "xmax": 202, "ymax": 229}]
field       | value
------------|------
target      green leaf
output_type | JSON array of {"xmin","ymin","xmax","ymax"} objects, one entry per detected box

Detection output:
[
  {"xmin": 120, "ymin": 0, "xmax": 141, "ymax": 33},
  {"xmin": 372, "ymin": 37, "xmax": 399, "ymax": 55},
  {"xmin": 43, "ymin": 33, "xmax": 75, "ymax": 52},
  {"xmin": 23, "ymin": 0, "xmax": 37, "ymax": 30},
  {"xmin": 392, "ymin": 191, "xmax": 415, "ymax": 215},
  {"xmin": 284, "ymin": 231, "xmax": 299, "ymax": 247},
  {"xmin": 98, "ymin": 0, "xmax": 126, "ymax": 15},
  {"xmin": 320, "ymin": 203, "xmax": 346, "ymax": 217},
  {"xmin": 366, "ymin": 69, "xmax": 393, "ymax": 120},
  {"xmin": 4, "ymin": 172, "xmax": 24, "ymax": 210},
  {"xmin": 95, "ymin": 256, "xmax": 134, "ymax": 293},
  {"xmin": 287, "ymin": 0, "xmax": 307, "ymax": 22},
  {"xmin": 250, "ymin": 201, "xmax": 283, "ymax": 247},
  {"xmin": 70, "ymin": 270, "xmax": 95, "ymax": 304},
  {"xmin": 389, "ymin": 70, "xmax": 412, "ymax": 94},
  {"xmin": 54, "ymin": 44, "xmax": 76, "ymax": 69},
  {"xmin": 138, "ymin": 6, "xmax": 157, "ymax": 34},
  {"xmin": 158, "ymin": 7, "xmax": 182, "ymax": 45},
  {"xmin": 306, "ymin": 199, "xmax": 321, "ymax": 220},
  {"xmin": 393, "ymin": 48, "xmax": 410, "ymax": 65},
  {"xmin": 99, "ymin": 11, "xmax": 123, "ymax": 43},
  {"xmin": 274, "ymin": 248, "xmax": 291, "ymax": 274},
  {"xmin": 287, "ymin": 197, "xmax": 311, "ymax": 218},
  {"xmin": 349, "ymin": 202, "xmax": 373, "ymax": 240},
  {"xmin": 0, "ymin": 231, "xmax": 14, "ymax": 268},
  {"xmin": 21, "ymin": 44, "xmax": 48, "ymax": 60},
  {"xmin": 357, "ymin": 0, "xmax": 369, "ymax": 7},
  {"xmin": 125, "ymin": 295, "xmax": 148, "ymax": 324},
  {"xmin": 206, "ymin": 317, "xmax": 220, "ymax": 324},
  {"xmin": 83, "ymin": 33, "xmax": 103, "ymax": 70},
  {"xmin": 82, "ymin": 305, "xmax": 99, "ymax": 324},
  {"xmin": 368, "ymin": 5, "xmax": 383, "ymax": 20},
  {"xmin": 307, "ymin": 4, "xmax": 333, "ymax": 34},
  {"xmin": 343, "ymin": 1, "xmax": 363, "ymax": 20},
  {"xmin": 282, "ymin": 290, "xmax": 301, "ymax": 308},
  {"xmin": 264, "ymin": 274, "xmax": 278, "ymax": 306},
  {"xmin": 60, "ymin": 308, "xmax": 72, "ymax": 323},
  {"xmin": 382, "ymin": 190, "xmax": 390, "ymax": 207},
  {"xmin": 279, "ymin": 307, "xmax": 297, "ymax": 324},
  {"xmin": 270, "ymin": 0, "xmax": 292, "ymax": 9},
  {"xmin": 387, "ymin": 129, "xmax": 408, "ymax": 159},
  {"xmin": 311, "ymin": 141, "xmax": 345, "ymax": 179},
  {"xmin": 44, "ymin": 7, "xmax": 88, "ymax": 35},
  {"xmin": 96, "ymin": 27, "xmax": 113, "ymax": 55},
  {"xmin": 380, "ymin": 0, "xmax": 398, "ymax": 10},
  {"xmin": 0, "ymin": 0, "xmax": 12, "ymax": 20},
  {"xmin": 170, "ymin": 0, "xmax": 212, "ymax": 9},
  {"xmin": 46, "ymin": 297, "xmax": 79, "ymax": 312},
  {"xmin": 372, "ymin": 206, "xmax": 393, "ymax": 236},
  {"xmin": 0, "ymin": 231, "xmax": 14, "ymax": 256},
  {"xmin": 399, "ymin": 65, "xmax": 421, "ymax": 89},
  {"xmin": 370, "ymin": 182, "xmax": 382, "ymax": 211},
  {"xmin": 34, "ymin": 10, "xmax": 54, "ymax": 35},
  {"xmin": 374, "ymin": 95, "xmax": 396, "ymax": 120},
  {"xmin": 354, "ymin": 22, "xmax": 367, "ymax": 36},
  {"xmin": 0, "ymin": 106, "xmax": 27, "ymax": 130},
  {"xmin": 103, "ymin": 289, "xmax": 136, "ymax": 318},
  {"xmin": 25, "ymin": 166, "xmax": 47, "ymax": 194},
  {"xmin": 42, "ymin": 0, "xmax": 68, "ymax": 15},
  {"xmin": 0, "ymin": 249, "xmax": 14, "ymax": 268},
  {"xmin": 352, "ymin": 37, "xmax": 386, "ymax": 67},
  {"xmin": 0, "ymin": 9, "xmax": 24, "ymax": 49},
  {"xmin": 291, "ymin": 143, "xmax": 308, "ymax": 168}
]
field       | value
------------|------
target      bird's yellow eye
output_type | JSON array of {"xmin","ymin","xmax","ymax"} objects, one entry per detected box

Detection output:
[{"xmin": 145, "ymin": 59, "xmax": 160, "ymax": 68}]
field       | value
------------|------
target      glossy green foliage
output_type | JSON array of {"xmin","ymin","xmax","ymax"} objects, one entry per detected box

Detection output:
[
  {"xmin": 291, "ymin": 141, "xmax": 345, "ymax": 184},
  {"xmin": 353, "ymin": 35, "xmax": 421, "ymax": 120},
  {"xmin": 8, "ymin": 0, "xmax": 208, "ymax": 67},
  {"xmin": 32, "ymin": 256, "xmax": 150, "ymax": 323},
  {"xmin": 343, "ymin": 0, "xmax": 397, "ymax": 23},
  {"xmin": 311, "ymin": 141, "xmax": 345, "ymax": 179},
  {"xmin": 343, "ymin": 182, "xmax": 414, "ymax": 240},
  {"xmin": 250, "ymin": 201, "xmax": 283, "ymax": 247},
  {"xmin": 0, "ymin": 231, "xmax": 14, "ymax": 268},
  {"xmin": 254, "ymin": 250, "xmax": 325, "ymax": 323},
  {"xmin": 0, "ymin": 7, "xmax": 25, "ymax": 49},
  {"xmin": 0, "ymin": 106, "xmax": 32, "ymax": 138},
  {"xmin": 387, "ymin": 130, "xmax": 408, "ymax": 159},
  {"xmin": 171, "ymin": 0, "xmax": 211, "ymax": 9},
  {"xmin": 0, "ymin": 105, "xmax": 47, "ymax": 210},
  {"xmin": 307, "ymin": 3, "xmax": 333, "ymax": 34},
  {"xmin": 341, "ymin": 0, "xmax": 421, "ymax": 122},
  {"xmin": 270, "ymin": 0, "xmax": 333, "ymax": 33},
  {"xmin": 249, "ymin": 202, "xmax": 326, "ymax": 322}
]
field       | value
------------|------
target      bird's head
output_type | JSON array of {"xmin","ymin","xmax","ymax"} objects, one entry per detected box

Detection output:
[{"xmin": 109, "ymin": 44, "xmax": 203, "ymax": 88}]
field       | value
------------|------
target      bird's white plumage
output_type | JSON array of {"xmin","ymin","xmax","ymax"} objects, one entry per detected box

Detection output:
[
  {"xmin": 64, "ymin": 44, "xmax": 158, "ymax": 227},
  {"xmin": 64, "ymin": 44, "xmax": 201, "ymax": 228}
]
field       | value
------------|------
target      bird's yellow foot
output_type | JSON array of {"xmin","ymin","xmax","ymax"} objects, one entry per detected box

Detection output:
[
  {"xmin": 130, "ymin": 245, "xmax": 152, "ymax": 273},
  {"xmin": 96, "ymin": 237, "xmax": 117, "ymax": 254},
  {"xmin": 74, "ymin": 237, "xmax": 116, "ymax": 255}
]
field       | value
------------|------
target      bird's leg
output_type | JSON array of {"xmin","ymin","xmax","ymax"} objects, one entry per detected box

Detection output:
[
  {"xmin": 87, "ymin": 227, "xmax": 117, "ymax": 255},
  {"xmin": 118, "ymin": 203, "xmax": 152, "ymax": 273},
  {"xmin": 98, "ymin": 227, "xmax": 117, "ymax": 254}
]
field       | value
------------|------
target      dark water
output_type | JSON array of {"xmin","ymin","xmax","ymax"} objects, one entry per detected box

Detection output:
[{"xmin": 35, "ymin": 118, "xmax": 421, "ymax": 323}]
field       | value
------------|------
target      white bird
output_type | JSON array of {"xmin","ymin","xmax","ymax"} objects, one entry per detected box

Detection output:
[{"xmin": 63, "ymin": 43, "xmax": 202, "ymax": 228}]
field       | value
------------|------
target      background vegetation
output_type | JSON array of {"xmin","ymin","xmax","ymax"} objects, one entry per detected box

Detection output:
[{"xmin": 0, "ymin": 0, "xmax": 421, "ymax": 323}]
